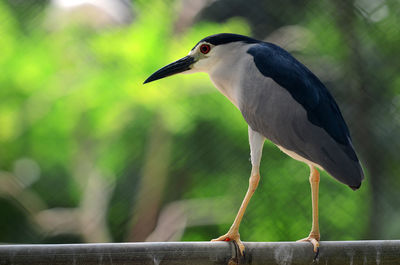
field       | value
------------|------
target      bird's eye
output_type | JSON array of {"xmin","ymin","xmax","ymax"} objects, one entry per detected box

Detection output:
[{"xmin": 200, "ymin": 44, "xmax": 211, "ymax": 54}]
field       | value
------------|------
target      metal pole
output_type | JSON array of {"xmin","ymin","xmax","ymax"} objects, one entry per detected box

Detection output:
[{"xmin": 0, "ymin": 241, "xmax": 399, "ymax": 265}]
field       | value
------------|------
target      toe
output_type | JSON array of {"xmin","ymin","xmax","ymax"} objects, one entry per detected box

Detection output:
[
  {"xmin": 235, "ymin": 240, "xmax": 245, "ymax": 256},
  {"xmin": 211, "ymin": 235, "xmax": 229, "ymax": 242},
  {"xmin": 297, "ymin": 236, "xmax": 320, "ymax": 253},
  {"xmin": 211, "ymin": 233, "xmax": 245, "ymax": 256},
  {"xmin": 309, "ymin": 238, "xmax": 319, "ymax": 252}
]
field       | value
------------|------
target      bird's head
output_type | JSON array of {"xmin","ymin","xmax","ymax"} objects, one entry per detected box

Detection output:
[{"xmin": 143, "ymin": 33, "xmax": 258, "ymax": 84}]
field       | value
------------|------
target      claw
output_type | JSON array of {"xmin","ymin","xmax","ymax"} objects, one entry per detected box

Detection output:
[{"xmin": 314, "ymin": 246, "xmax": 320, "ymax": 260}]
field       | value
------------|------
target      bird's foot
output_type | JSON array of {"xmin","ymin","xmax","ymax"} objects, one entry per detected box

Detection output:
[
  {"xmin": 297, "ymin": 233, "xmax": 320, "ymax": 257},
  {"xmin": 211, "ymin": 231, "xmax": 245, "ymax": 256}
]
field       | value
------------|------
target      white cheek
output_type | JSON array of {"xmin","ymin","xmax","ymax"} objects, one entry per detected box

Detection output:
[
  {"xmin": 192, "ymin": 60, "xmax": 207, "ymax": 71},
  {"xmin": 192, "ymin": 56, "xmax": 216, "ymax": 72}
]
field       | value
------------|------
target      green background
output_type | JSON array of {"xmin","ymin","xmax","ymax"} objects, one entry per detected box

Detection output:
[{"xmin": 0, "ymin": 0, "xmax": 399, "ymax": 244}]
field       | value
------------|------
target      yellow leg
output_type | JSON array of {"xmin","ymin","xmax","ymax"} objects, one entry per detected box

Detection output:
[
  {"xmin": 297, "ymin": 165, "xmax": 320, "ymax": 252},
  {"xmin": 211, "ymin": 167, "xmax": 260, "ymax": 255}
]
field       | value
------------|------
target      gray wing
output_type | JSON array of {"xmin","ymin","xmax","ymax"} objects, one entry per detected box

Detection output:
[{"xmin": 238, "ymin": 54, "xmax": 364, "ymax": 189}]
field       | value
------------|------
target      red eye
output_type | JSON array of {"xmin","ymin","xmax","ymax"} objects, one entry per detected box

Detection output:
[{"xmin": 200, "ymin": 44, "xmax": 211, "ymax": 54}]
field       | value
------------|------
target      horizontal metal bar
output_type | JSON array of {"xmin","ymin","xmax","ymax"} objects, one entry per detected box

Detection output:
[{"xmin": 0, "ymin": 241, "xmax": 399, "ymax": 265}]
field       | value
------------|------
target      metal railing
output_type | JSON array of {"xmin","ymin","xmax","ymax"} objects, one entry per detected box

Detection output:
[{"xmin": 0, "ymin": 241, "xmax": 399, "ymax": 265}]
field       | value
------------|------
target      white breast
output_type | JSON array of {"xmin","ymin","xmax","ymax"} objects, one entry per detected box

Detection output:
[{"xmin": 207, "ymin": 43, "xmax": 256, "ymax": 108}]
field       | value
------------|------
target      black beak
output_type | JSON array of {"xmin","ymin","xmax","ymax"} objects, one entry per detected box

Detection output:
[{"xmin": 143, "ymin": 56, "xmax": 195, "ymax": 84}]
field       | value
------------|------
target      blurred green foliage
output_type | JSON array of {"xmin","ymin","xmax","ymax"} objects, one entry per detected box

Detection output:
[{"xmin": 0, "ymin": 0, "xmax": 399, "ymax": 245}]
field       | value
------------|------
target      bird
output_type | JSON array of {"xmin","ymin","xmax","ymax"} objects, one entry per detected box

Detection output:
[{"xmin": 143, "ymin": 33, "xmax": 364, "ymax": 256}]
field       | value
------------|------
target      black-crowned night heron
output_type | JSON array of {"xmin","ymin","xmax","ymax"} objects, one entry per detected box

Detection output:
[{"xmin": 144, "ymin": 33, "xmax": 364, "ymax": 255}]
